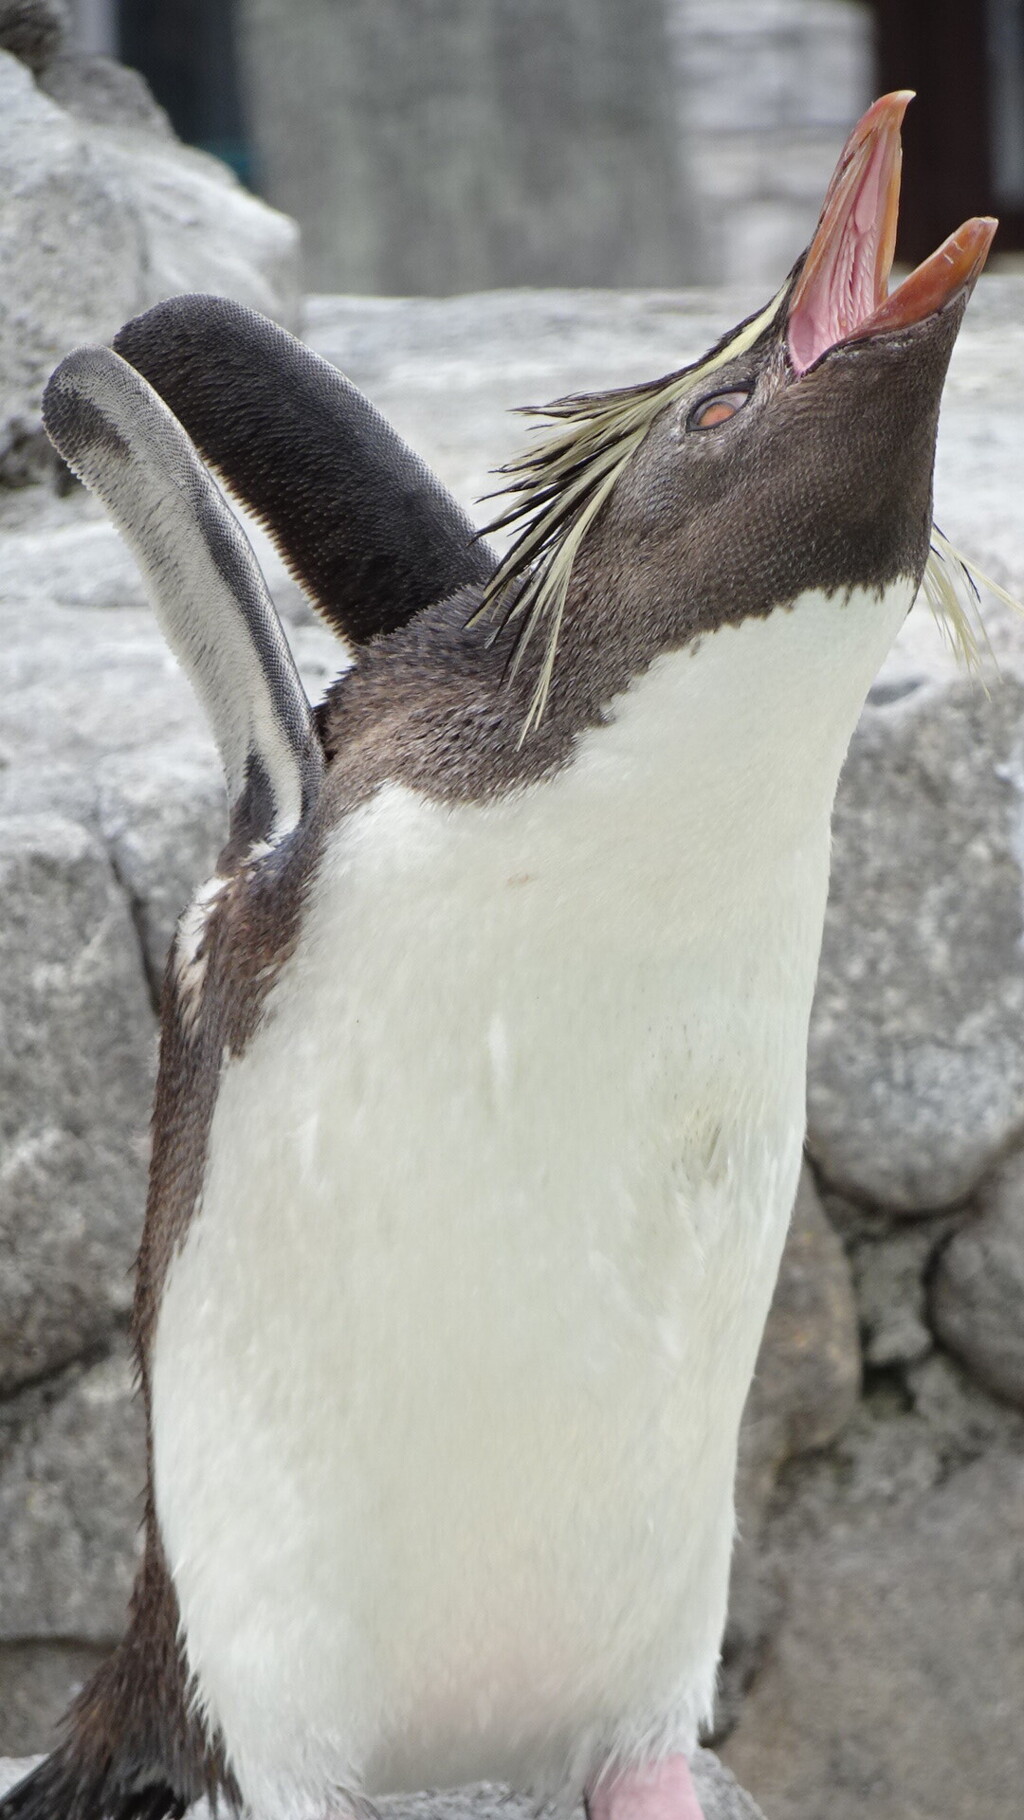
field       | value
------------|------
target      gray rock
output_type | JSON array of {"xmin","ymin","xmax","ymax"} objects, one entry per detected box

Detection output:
[
  {"xmin": 851, "ymin": 1224, "xmax": 941, "ymax": 1369},
  {"xmin": 689, "ymin": 1748, "xmax": 766, "ymax": 1818},
  {"xmin": 243, "ymin": 0, "xmax": 875, "ymax": 297},
  {"xmin": 904, "ymin": 1348, "xmax": 1024, "ymax": 1470},
  {"xmin": 0, "ymin": 46, "xmax": 298, "ymax": 482},
  {"xmin": 0, "ymin": 520, "xmax": 339, "ymax": 787},
  {"xmin": 762, "ymin": 1347, "xmax": 1024, "ymax": 1555},
  {"xmin": 88, "ymin": 606, "xmax": 345, "ymax": 997},
  {"xmin": 0, "ymin": 816, "xmax": 155, "ymax": 1393},
  {"xmin": 808, "ymin": 675, "xmax": 1024, "ymax": 1211},
  {"xmin": 0, "ymin": 52, "xmax": 146, "ymax": 483},
  {"xmin": 90, "ymin": 127, "xmax": 299, "ymax": 340},
  {"xmin": 0, "ymin": 1754, "xmax": 765, "ymax": 1820},
  {"xmin": 0, "ymin": 1641, "xmax": 107, "ymax": 1756},
  {"xmin": 96, "ymin": 744, "xmax": 225, "ymax": 997},
  {"xmin": 0, "ymin": 0, "xmax": 66, "ymax": 74},
  {"xmin": 0, "ymin": 483, "xmax": 343, "ymax": 978},
  {"xmin": 720, "ymin": 1165, "xmax": 860, "ymax": 1730},
  {"xmin": 744, "ymin": 1167, "xmax": 862, "ymax": 1473},
  {"xmin": 734, "ymin": 1166, "xmax": 860, "ymax": 1540},
  {"xmin": 721, "ymin": 1449, "xmax": 1024, "ymax": 1820},
  {"xmin": 930, "ymin": 274, "xmax": 1024, "ymax": 633},
  {"xmin": 0, "ymin": 496, "xmax": 344, "ymax": 1397},
  {"xmin": 0, "ymin": 511, "xmax": 150, "ymax": 611},
  {"xmin": 39, "ymin": 54, "xmax": 173, "ymax": 134},
  {"xmin": 0, "ymin": 596, "xmax": 213, "ymax": 785},
  {"xmin": 0, "ymin": 1346, "xmax": 145, "ymax": 1643},
  {"xmin": 931, "ymin": 1147, "xmax": 1024, "ymax": 1406}
]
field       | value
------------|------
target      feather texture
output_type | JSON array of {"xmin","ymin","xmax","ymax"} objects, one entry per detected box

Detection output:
[
  {"xmin": 474, "ymin": 289, "xmax": 787, "ymax": 735},
  {"xmin": 43, "ymin": 348, "xmax": 323, "ymax": 857}
]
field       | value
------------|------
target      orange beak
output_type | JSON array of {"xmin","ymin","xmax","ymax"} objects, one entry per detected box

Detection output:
[{"xmin": 787, "ymin": 91, "xmax": 997, "ymax": 374}]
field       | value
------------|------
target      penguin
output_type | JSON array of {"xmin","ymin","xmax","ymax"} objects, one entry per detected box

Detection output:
[{"xmin": 4, "ymin": 92, "xmax": 995, "ymax": 1820}]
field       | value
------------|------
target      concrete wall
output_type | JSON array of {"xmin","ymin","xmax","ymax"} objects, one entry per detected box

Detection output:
[
  {"xmin": 673, "ymin": 0, "xmax": 873, "ymax": 283},
  {"xmin": 239, "ymin": 0, "xmax": 698, "ymax": 293},
  {"xmin": 240, "ymin": 0, "xmax": 872, "ymax": 295}
]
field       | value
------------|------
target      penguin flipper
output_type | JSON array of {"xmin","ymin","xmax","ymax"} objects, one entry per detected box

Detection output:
[
  {"xmin": 112, "ymin": 294, "xmax": 498, "ymax": 647},
  {"xmin": 43, "ymin": 347, "xmax": 323, "ymax": 857}
]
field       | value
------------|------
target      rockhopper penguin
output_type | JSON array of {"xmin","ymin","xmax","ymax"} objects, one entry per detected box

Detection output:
[{"xmin": 7, "ymin": 93, "xmax": 996, "ymax": 1820}]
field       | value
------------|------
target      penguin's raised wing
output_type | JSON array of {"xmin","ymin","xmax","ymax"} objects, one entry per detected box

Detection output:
[
  {"xmin": 43, "ymin": 347, "xmax": 323, "ymax": 855},
  {"xmin": 112, "ymin": 295, "xmax": 497, "ymax": 647}
]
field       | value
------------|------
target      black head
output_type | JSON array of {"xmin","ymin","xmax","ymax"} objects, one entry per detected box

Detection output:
[{"xmin": 482, "ymin": 92, "xmax": 996, "ymax": 729}]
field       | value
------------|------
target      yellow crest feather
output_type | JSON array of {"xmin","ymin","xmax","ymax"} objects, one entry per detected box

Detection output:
[
  {"xmin": 475, "ymin": 288, "xmax": 787, "ymax": 739},
  {"xmin": 922, "ymin": 526, "xmax": 1023, "ymax": 675}
]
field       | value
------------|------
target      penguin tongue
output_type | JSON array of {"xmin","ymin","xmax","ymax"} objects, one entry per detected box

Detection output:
[{"xmin": 787, "ymin": 90, "xmax": 997, "ymax": 374}]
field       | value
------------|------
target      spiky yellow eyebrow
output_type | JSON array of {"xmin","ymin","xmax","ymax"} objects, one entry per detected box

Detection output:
[{"xmin": 474, "ymin": 286, "xmax": 787, "ymax": 738}]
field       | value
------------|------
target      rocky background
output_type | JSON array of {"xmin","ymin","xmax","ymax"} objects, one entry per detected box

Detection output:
[{"xmin": 2, "ymin": 14, "xmax": 1024, "ymax": 1820}]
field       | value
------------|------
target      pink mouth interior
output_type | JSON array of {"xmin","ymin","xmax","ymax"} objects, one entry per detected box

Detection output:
[
  {"xmin": 785, "ymin": 94, "xmax": 996, "ymax": 378},
  {"xmin": 787, "ymin": 128, "xmax": 897, "ymax": 374}
]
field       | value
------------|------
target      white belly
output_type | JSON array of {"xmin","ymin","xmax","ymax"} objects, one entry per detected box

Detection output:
[{"xmin": 151, "ymin": 584, "xmax": 912, "ymax": 1818}]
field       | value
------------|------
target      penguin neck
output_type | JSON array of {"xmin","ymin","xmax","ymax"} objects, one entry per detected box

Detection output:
[
  {"xmin": 326, "ymin": 575, "xmax": 915, "ymax": 1010},
  {"xmin": 531, "ymin": 574, "xmax": 915, "ymax": 896}
]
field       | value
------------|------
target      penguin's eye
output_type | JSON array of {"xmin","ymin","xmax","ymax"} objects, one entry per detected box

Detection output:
[{"xmin": 689, "ymin": 390, "xmax": 750, "ymax": 430}]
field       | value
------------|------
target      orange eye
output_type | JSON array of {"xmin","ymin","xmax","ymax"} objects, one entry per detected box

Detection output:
[{"xmin": 690, "ymin": 390, "xmax": 750, "ymax": 430}]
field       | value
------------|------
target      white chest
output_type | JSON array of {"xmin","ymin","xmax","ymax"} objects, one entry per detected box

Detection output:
[{"xmin": 150, "ymin": 581, "xmax": 912, "ymax": 1816}]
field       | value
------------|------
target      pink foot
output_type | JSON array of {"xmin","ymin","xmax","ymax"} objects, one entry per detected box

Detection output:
[{"xmin": 586, "ymin": 1755, "xmax": 705, "ymax": 1820}]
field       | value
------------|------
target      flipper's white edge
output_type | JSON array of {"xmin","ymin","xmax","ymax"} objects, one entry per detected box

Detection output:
[{"xmin": 43, "ymin": 346, "xmax": 324, "ymax": 852}]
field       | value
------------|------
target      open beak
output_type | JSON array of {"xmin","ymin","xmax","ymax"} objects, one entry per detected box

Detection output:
[{"xmin": 787, "ymin": 91, "xmax": 997, "ymax": 375}]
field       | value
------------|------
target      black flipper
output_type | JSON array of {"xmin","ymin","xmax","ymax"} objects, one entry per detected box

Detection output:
[
  {"xmin": 43, "ymin": 347, "xmax": 323, "ymax": 858},
  {"xmin": 113, "ymin": 295, "xmax": 497, "ymax": 645}
]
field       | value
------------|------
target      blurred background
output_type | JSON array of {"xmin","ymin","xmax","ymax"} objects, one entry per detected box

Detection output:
[{"xmin": 67, "ymin": 0, "xmax": 1024, "ymax": 294}]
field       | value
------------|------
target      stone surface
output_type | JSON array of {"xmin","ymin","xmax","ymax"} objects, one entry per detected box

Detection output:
[
  {"xmin": 0, "ymin": 509, "xmax": 149, "ymax": 610},
  {"xmin": 903, "ymin": 1347, "xmax": 1024, "ymax": 1471},
  {"xmin": 0, "ymin": 51, "xmax": 145, "ymax": 482},
  {"xmin": 0, "ymin": 1642, "xmax": 107, "ymax": 1757},
  {"xmin": 0, "ymin": 46, "xmax": 298, "ymax": 482},
  {"xmin": 718, "ymin": 1165, "xmax": 860, "ymax": 1731},
  {"xmin": 808, "ymin": 675, "xmax": 1024, "ymax": 1212},
  {"xmin": 0, "ymin": 1754, "xmax": 765, "ymax": 1820},
  {"xmin": 39, "ymin": 53, "xmax": 172, "ymax": 133},
  {"xmin": 851, "ymin": 1223, "xmax": 942, "ymax": 1369},
  {"xmin": 0, "ymin": 490, "xmax": 320, "ymax": 624},
  {"xmin": 931, "ymin": 1146, "xmax": 1024, "ymax": 1406},
  {"xmin": 0, "ymin": 816, "xmax": 155, "ymax": 1394},
  {"xmin": 0, "ymin": 0, "xmax": 66, "ymax": 74},
  {"xmin": 96, "ymin": 745, "xmax": 226, "ymax": 999},
  {"xmin": 739, "ymin": 1167, "xmax": 861, "ymax": 1494},
  {"xmin": 0, "ymin": 509, "xmax": 342, "ymax": 794},
  {"xmin": 721, "ymin": 1448, "xmax": 1024, "ymax": 1820},
  {"xmin": 0, "ymin": 1346, "xmax": 145, "ymax": 1643}
]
